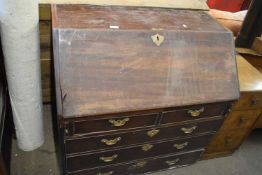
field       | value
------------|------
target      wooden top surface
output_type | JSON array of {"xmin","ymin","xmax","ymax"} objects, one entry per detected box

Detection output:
[
  {"xmin": 52, "ymin": 5, "xmax": 222, "ymax": 31},
  {"xmin": 40, "ymin": 0, "xmax": 209, "ymax": 10},
  {"xmin": 52, "ymin": 5, "xmax": 239, "ymax": 118},
  {"xmin": 237, "ymin": 54, "xmax": 262, "ymax": 92}
]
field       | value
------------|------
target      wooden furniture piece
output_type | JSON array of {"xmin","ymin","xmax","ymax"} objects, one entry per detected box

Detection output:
[
  {"xmin": 238, "ymin": 48, "xmax": 262, "ymax": 129},
  {"xmin": 203, "ymin": 55, "xmax": 262, "ymax": 159},
  {"xmin": 52, "ymin": 4, "xmax": 239, "ymax": 175}
]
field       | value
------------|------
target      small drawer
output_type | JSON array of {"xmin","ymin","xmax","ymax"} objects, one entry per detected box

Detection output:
[
  {"xmin": 65, "ymin": 113, "xmax": 158, "ymax": 136},
  {"xmin": 233, "ymin": 92, "xmax": 262, "ymax": 110},
  {"xmin": 67, "ymin": 150, "xmax": 203, "ymax": 175},
  {"xmin": 220, "ymin": 109, "xmax": 261, "ymax": 130},
  {"xmin": 205, "ymin": 128, "xmax": 249, "ymax": 153},
  {"xmin": 66, "ymin": 134, "xmax": 210, "ymax": 172},
  {"xmin": 161, "ymin": 102, "xmax": 228, "ymax": 124},
  {"xmin": 254, "ymin": 116, "xmax": 262, "ymax": 128},
  {"xmin": 65, "ymin": 118, "xmax": 222, "ymax": 154}
]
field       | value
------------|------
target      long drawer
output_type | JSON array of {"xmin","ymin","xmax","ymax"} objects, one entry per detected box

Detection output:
[
  {"xmin": 233, "ymin": 92, "xmax": 262, "ymax": 110},
  {"xmin": 67, "ymin": 150, "xmax": 203, "ymax": 175},
  {"xmin": 64, "ymin": 102, "xmax": 229, "ymax": 137},
  {"xmin": 219, "ymin": 109, "xmax": 261, "ymax": 130},
  {"xmin": 66, "ymin": 134, "xmax": 212, "ymax": 172},
  {"xmin": 66, "ymin": 118, "xmax": 222, "ymax": 154},
  {"xmin": 205, "ymin": 128, "xmax": 250, "ymax": 153}
]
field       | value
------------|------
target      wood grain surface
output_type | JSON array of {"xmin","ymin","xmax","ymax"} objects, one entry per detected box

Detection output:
[
  {"xmin": 52, "ymin": 5, "xmax": 239, "ymax": 118},
  {"xmin": 52, "ymin": 5, "xmax": 216, "ymax": 30},
  {"xmin": 40, "ymin": 0, "xmax": 209, "ymax": 11},
  {"xmin": 236, "ymin": 54, "xmax": 262, "ymax": 92},
  {"xmin": 66, "ymin": 150, "xmax": 203, "ymax": 175}
]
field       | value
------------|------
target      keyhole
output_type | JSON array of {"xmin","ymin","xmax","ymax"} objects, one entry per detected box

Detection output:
[{"xmin": 157, "ymin": 36, "xmax": 159, "ymax": 41}]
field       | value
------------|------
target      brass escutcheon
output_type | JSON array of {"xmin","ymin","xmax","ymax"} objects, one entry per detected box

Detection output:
[
  {"xmin": 109, "ymin": 118, "xmax": 130, "ymax": 127},
  {"xmin": 151, "ymin": 33, "xmax": 164, "ymax": 46},
  {"xmin": 187, "ymin": 107, "xmax": 205, "ymax": 117},
  {"xmin": 101, "ymin": 137, "xmax": 122, "ymax": 146}
]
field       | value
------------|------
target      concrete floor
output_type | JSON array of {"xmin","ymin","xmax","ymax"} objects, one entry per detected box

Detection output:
[{"xmin": 10, "ymin": 105, "xmax": 262, "ymax": 175}]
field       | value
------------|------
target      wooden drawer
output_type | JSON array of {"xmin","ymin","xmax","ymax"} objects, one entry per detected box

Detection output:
[
  {"xmin": 67, "ymin": 150, "xmax": 203, "ymax": 175},
  {"xmin": 66, "ymin": 135, "xmax": 210, "ymax": 172},
  {"xmin": 220, "ymin": 109, "xmax": 261, "ymax": 130},
  {"xmin": 65, "ymin": 118, "xmax": 223, "ymax": 154},
  {"xmin": 254, "ymin": 115, "xmax": 262, "ymax": 128},
  {"xmin": 205, "ymin": 128, "xmax": 249, "ymax": 153},
  {"xmin": 65, "ymin": 113, "xmax": 158, "ymax": 136},
  {"xmin": 161, "ymin": 102, "xmax": 228, "ymax": 124},
  {"xmin": 233, "ymin": 92, "xmax": 262, "ymax": 110}
]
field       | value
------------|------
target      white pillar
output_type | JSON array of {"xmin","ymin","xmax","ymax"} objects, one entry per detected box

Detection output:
[{"xmin": 0, "ymin": 0, "xmax": 44, "ymax": 151}]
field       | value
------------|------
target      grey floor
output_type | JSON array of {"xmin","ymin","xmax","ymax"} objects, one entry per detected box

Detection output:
[{"xmin": 10, "ymin": 105, "xmax": 262, "ymax": 175}]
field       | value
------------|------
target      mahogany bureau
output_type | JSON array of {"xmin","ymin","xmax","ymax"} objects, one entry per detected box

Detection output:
[{"xmin": 52, "ymin": 4, "xmax": 240, "ymax": 175}]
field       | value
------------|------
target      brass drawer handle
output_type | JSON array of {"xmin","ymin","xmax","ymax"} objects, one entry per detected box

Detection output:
[
  {"xmin": 131, "ymin": 161, "xmax": 147, "ymax": 168},
  {"xmin": 151, "ymin": 33, "xmax": 164, "ymax": 46},
  {"xmin": 97, "ymin": 171, "xmax": 114, "ymax": 175},
  {"xmin": 181, "ymin": 126, "xmax": 197, "ymax": 134},
  {"xmin": 174, "ymin": 142, "xmax": 188, "ymax": 150},
  {"xmin": 188, "ymin": 107, "xmax": 205, "ymax": 117},
  {"xmin": 109, "ymin": 118, "xmax": 130, "ymax": 127},
  {"xmin": 147, "ymin": 129, "xmax": 160, "ymax": 138},
  {"xmin": 100, "ymin": 154, "xmax": 118, "ymax": 163},
  {"xmin": 101, "ymin": 137, "xmax": 122, "ymax": 146},
  {"xmin": 142, "ymin": 144, "xmax": 154, "ymax": 152},
  {"xmin": 166, "ymin": 158, "xmax": 180, "ymax": 166}
]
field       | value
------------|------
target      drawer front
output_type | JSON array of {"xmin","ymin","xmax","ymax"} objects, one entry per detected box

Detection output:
[
  {"xmin": 220, "ymin": 109, "xmax": 261, "ymax": 130},
  {"xmin": 67, "ymin": 150, "xmax": 203, "ymax": 175},
  {"xmin": 205, "ymin": 128, "xmax": 249, "ymax": 153},
  {"xmin": 161, "ymin": 102, "xmax": 228, "ymax": 124},
  {"xmin": 66, "ymin": 135, "xmax": 210, "ymax": 172},
  {"xmin": 65, "ymin": 118, "xmax": 222, "ymax": 154},
  {"xmin": 66, "ymin": 113, "xmax": 158, "ymax": 136},
  {"xmin": 254, "ymin": 115, "xmax": 262, "ymax": 128},
  {"xmin": 233, "ymin": 93, "xmax": 262, "ymax": 110}
]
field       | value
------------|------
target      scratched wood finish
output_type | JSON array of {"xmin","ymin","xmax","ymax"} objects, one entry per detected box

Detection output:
[
  {"xmin": 65, "ymin": 116, "xmax": 223, "ymax": 138},
  {"xmin": 52, "ymin": 5, "xmax": 239, "ymax": 118},
  {"xmin": 53, "ymin": 5, "xmax": 214, "ymax": 30},
  {"xmin": 65, "ymin": 120, "xmax": 221, "ymax": 154},
  {"xmin": 67, "ymin": 150, "xmax": 203, "ymax": 175},
  {"xmin": 66, "ymin": 138, "xmax": 207, "ymax": 172}
]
